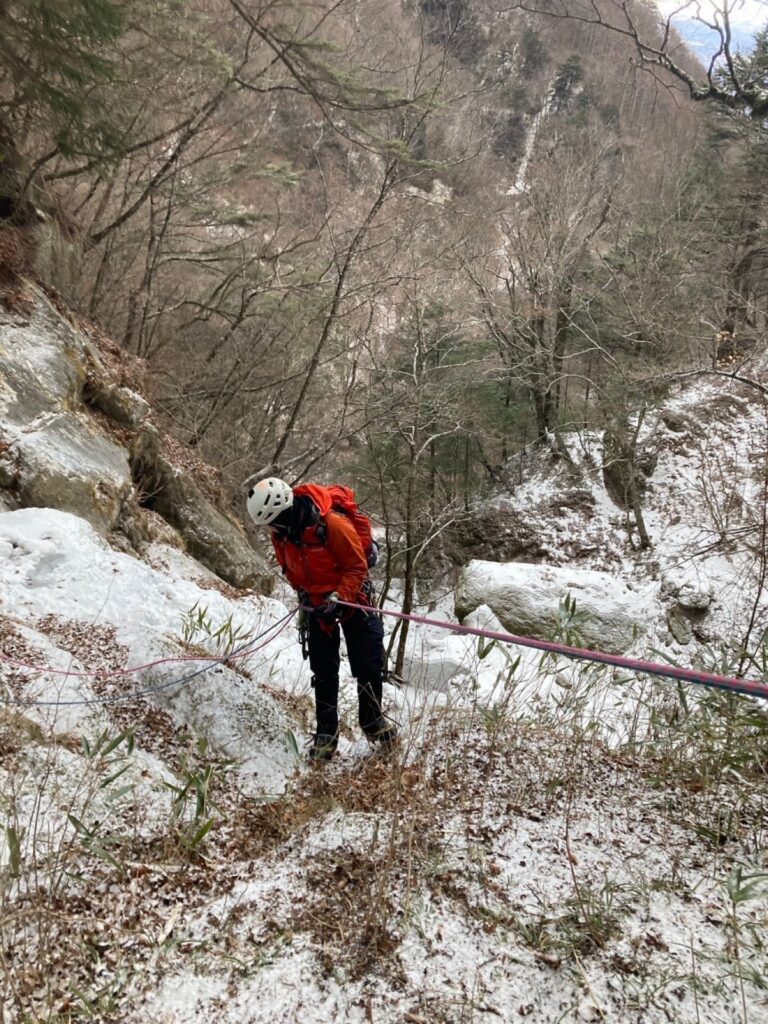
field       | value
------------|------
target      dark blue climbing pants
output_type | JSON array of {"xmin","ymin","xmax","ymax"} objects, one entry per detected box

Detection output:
[{"xmin": 308, "ymin": 609, "xmax": 385, "ymax": 737}]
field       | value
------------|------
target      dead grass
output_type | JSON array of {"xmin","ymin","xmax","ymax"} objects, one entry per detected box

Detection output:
[
  {"xmin": 25, "ymin": 613, "xmax": 192, "ymax": 761},
  {"xmin": 295, "ymin": 845, "xmax": 403, "ymax": 978}
]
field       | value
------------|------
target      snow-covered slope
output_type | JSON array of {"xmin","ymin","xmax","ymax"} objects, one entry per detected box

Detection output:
[
  {"xmin": 456, "ymin": 371, "xmax": 768, "ymax": 682},
  {"xmin": 2, "ymin": 292, "xmax": 767, "ymax": 1023},
  {"xmin": 0, "ymin": 508, "xmax": 303, "ymax": 788}
]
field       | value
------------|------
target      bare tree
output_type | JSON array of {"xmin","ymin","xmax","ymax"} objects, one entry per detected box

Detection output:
[
  {"xmin": 464, "ymin": 121, "xmax": 621, "ymax": 441},
  {"xmin": 363, "ymin": 291, "xmax": 474, "ymax": 675}
]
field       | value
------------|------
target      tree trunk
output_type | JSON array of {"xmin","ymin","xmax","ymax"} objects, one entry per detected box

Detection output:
[{"xmin": 394, "ymin": 462, "xmax": 416, "ymax": 677}]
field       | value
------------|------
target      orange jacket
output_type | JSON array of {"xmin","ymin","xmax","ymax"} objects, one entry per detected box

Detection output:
[{"xmin": 271, "ymin": 509, "xmax": 368, "ymax": 606}]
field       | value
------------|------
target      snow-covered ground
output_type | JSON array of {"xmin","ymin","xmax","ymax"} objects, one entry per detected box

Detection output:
[
  {"xmin": 2, "ymin": 507, "xmax": 766, "ymax": 1023},
  {"xmin": 2, "ymin": 371, "xmax": 768, "ymax": 1022}
]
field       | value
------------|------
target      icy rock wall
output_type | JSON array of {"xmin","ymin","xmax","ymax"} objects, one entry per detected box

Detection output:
[{"xmin": 0, "ymin": 286, "xmax": 270, "ymax": 589}]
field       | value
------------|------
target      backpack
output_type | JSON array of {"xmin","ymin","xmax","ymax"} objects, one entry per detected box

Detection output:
[{"xmin": 294, "ymin": 483, "xmax": 380, "ymax": 568}]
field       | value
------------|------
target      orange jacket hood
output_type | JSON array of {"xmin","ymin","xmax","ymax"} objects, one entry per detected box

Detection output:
[{"xmin": 293, "ymin": 482, "xmax": 334, "ymax": 517}]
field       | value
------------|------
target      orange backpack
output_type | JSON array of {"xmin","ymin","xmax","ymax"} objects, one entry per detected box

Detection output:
[{"xmin": 294, "ymin": 483, "xmax": 379, "ymax": 568}]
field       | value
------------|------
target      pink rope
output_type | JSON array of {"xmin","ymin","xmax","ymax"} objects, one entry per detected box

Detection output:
[
  {"xmin": 0, "ymin": 615, "xmax": 294, "ymax": 680},
  {"xmin": 335, "ymin": 600, "xmax": 768, "ymax": 702},
  {"xmin": 4, "ymin": 594, "xmax": 765, "ymax": 702}
]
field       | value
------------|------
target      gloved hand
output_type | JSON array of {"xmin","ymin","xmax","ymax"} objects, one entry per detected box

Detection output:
[{"xmin": 314, "ymin": 592, "xmax": 340, "ymax": 624}]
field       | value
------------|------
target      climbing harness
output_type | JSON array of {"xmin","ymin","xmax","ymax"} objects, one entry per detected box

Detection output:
[{"xmin": 298, "ymin": 606, "xmax": 310, "ymax": 661}]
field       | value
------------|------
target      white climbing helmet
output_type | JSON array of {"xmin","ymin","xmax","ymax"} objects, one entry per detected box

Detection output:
[{"xmin": 246, "ymin": 477, "xmax": 293, "ymax": 525}]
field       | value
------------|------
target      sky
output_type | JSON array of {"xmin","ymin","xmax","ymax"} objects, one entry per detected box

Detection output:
[
  {"xmin": 656, "ymin": 0, "xmax": 767, "ymax": 55},
  {"xmin": 657, "ymin": 0, "xmax": 767, "ymax": 31}
]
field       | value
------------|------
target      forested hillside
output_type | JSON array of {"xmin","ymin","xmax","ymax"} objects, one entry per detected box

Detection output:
[
  {"xmin": 4, "ymin": 0, "xmax": 767, "ymax": 652},
  {"xmin": 3, "ymin": 0, "xmax": 765, "ymax": 533}
]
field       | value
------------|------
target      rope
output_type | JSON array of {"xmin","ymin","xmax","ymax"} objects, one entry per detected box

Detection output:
[
  {"xmin": 333, "ymin": 599, "xmax": 768, "ymax": 703},
  {"xmin": 0, "ymin": 609, "xmax": 297, "ymax": 708},
  {"xmin": 5, "ymin": 591, "xmax": 766, "ymax": 709},
  {"xmin": 2, "ymin": 639, "xmax": 268, "ymax": 680}
]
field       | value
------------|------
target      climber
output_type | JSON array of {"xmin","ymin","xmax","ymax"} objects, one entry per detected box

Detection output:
[{"xmin": 246, "ymin": 476, "xmax": 397, "ymax": 761}]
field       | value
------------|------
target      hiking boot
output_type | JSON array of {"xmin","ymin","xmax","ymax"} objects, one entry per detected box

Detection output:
[
  {"xmin": 364, "ymin": 719, "xmax": 398, "ymax": 748},
  {"xmin": 307, "ymin": 733, "xmax": 338, "ymax": 762}
]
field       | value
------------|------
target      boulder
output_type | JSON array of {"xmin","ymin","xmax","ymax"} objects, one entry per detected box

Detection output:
[
  {"xmin": 662, "ymin": 567, "xmax": 714, "ymax": 611},
  {"xmin": 456, "ymin": 559, "xmax": 650, "ymax": 653}
]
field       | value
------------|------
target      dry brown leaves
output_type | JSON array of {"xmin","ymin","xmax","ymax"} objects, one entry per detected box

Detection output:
[
  {"xmin": 0, "ymin": 614, "xmax": 48, "ymax": 699},
  {"xmin": 161, "ymin": 433, "xmax": 224, "ymax": 507},
  {"xmin": 36, "ymin": 614, "xmax": 128, "ymax": 676}
]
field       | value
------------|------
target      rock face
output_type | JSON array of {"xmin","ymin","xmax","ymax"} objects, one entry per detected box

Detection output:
[
  {"xmin": 130, "ymin": 429, "xmax": 272, "ymax": 591},
  {"xmin": 0, "ymin": 286, "xmax": 270, "ymax": 591},
  {"xmin": 447, "ymin": 503, "xmax": 547, "ymax": 564},
  {"xmin": 456, "ymin": 559, "xmax": 651, "ymax": 653},
  {"xmin": 0, "ymin": 299, "xmax": 133, "ymax": 531},
  {"xmin": 15, "ymin": 411, "xmax": 133, "ymax": 532}
]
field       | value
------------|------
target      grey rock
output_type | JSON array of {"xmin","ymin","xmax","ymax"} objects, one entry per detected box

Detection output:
[
  {"xmin": 130, "ymin": 429, "xmax": 271, "ymax": 590},
  {"xmin": 0, "ymin": 304, "xmax": 86, "ymax": 423},
  {"xmin": 677, "ymin": 582, "xmax": 713, "ymax": 611},
  {"xmin": 456, "ymin": 559, "xmax": 653, "ymax": 653},
  {"xmin": 15, "ymin": 411, "xmax": 132, "ymax": 532},
  {"xmin": 116, "ymin": 502, "xmax": 185, "ymax": 552},
  {"xmin": 667, "ymin": 605, "xmax": 693, "ymax": 645},
  {"xmin": 662, "ymin": 568, "xmax": 714, "ymax": 610},
  {"xmin": 0, "ymin": 454, "xmax": 15, "ymax": 487},
  {"xmin": 87, "ymin": 381, "xmax": 150, "ymax": 427}
]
